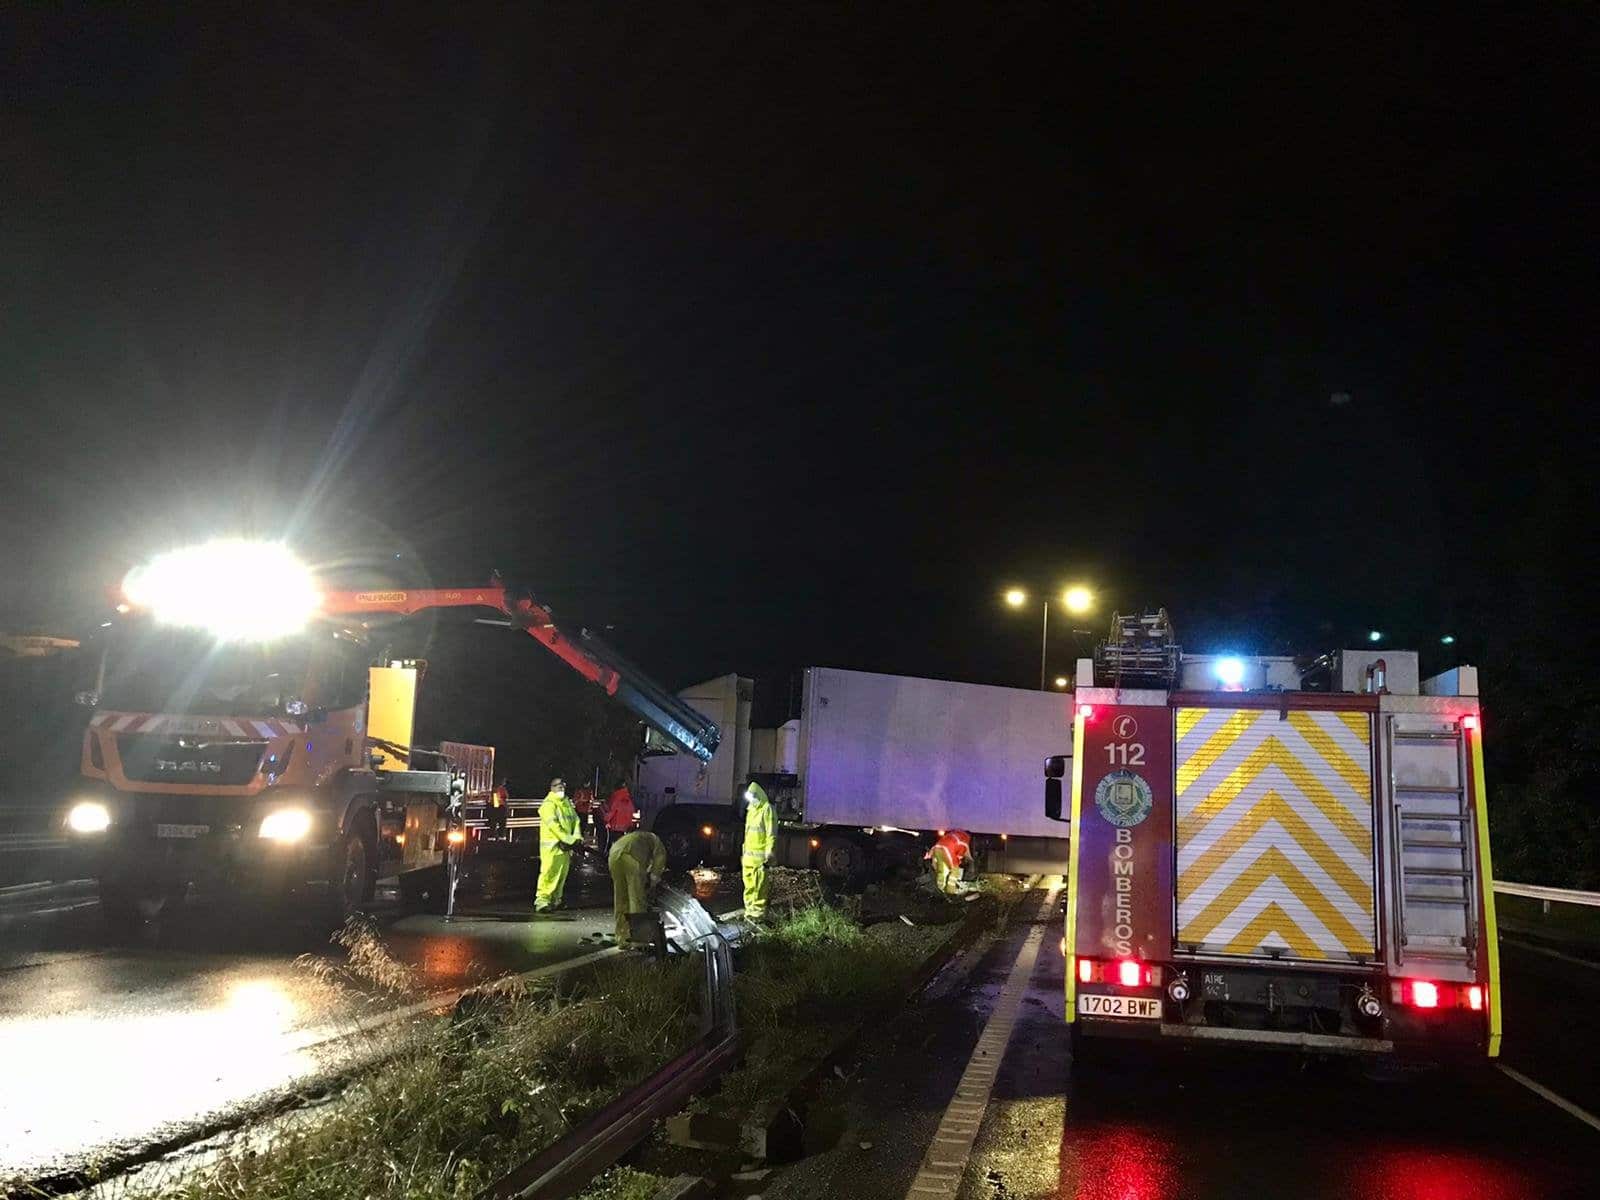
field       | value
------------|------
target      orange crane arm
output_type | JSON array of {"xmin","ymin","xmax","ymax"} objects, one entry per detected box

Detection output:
[{"xmin": 316, "ymin": 585, "xmax": 720, "ymax": 762}]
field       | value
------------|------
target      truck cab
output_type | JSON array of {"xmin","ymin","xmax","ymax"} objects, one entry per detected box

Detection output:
[{"xmin": 66, "ymin": 614, "xmax": 455, "ymax": 925}]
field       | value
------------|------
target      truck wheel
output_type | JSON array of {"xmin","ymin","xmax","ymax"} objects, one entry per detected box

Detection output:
[
  {"xmin": 816, "ymin": 835, "xmax": 866, "ymax": 882},
  {"xmin": 331, "ymin": 820, "xmax": 377, "ymax": 920},
  {"xmin": 1069, "ymin": 1023, "xmax": 1096, "ymax": 1071},
  {"xmin": 659, "ymin": 825, "xmax": 698, "ymax": 870}
]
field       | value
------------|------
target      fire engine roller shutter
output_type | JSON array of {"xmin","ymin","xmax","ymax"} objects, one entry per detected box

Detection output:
[{"xmin": 1175, "ymin": 707, "xmax": 1377, "ymax": 960}]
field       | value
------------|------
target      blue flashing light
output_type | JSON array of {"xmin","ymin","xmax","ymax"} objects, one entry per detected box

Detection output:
[
  {"xmin": 1367, "ymin": 630, "xmax": 1383, "ymax": 643},
  {"xmin": 1214, "ymin": 657, "xmax": 1246, "ymax": 687},
  {"xmin": 1441, "ymin": 635, "xmax": 1455, "ymax": 645}
]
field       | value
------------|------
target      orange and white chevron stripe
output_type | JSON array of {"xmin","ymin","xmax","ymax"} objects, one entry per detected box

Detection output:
[
  {"xmin": 1175, "ymin": 707, "xmax": 1376, "ymax": 960},
  {"xmin": 90, "ymin": 711, "xmax": 305, "ymax": 739}
]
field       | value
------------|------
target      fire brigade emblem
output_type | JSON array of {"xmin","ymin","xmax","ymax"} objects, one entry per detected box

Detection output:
[{"xmin": 1095, "ymin": 769, "xmax": 1153, "ymax": 827}]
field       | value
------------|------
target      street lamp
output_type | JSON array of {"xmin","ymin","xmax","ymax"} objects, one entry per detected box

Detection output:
[
  {"xmin": 1053, "ymin": 676, "xmax": 1069, "ymax": 690},
  {"xmin": 1002, "ymin": 585, "xmax": 1096, "ymax": 690}
]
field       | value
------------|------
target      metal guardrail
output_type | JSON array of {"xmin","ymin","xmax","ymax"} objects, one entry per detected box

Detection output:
[
  {"xmin": 0, "ymin": 833, "xmax": 68, "ymax": 853},
  {"xmin": 475, "ymin": 886, "xmax": 739, "ymax": 1200},
  {"xmin": 1494, "ymin": 880, "xmax": 1600, "ymax": 909}
]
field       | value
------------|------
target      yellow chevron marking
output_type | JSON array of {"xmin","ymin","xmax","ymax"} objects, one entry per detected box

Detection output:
[
  {"xmin": 1175, "ymin": 709, "xmax": 1263, "ymax": 794},
  {"xmin": 1222, "ymin": 902, "xmax": 1325, "ymax": 959},
  {"xmin": 1176, "ymin": 707, "xmax": 1207, "ymax": 742},
  {"xmin": 1177, "ymin": 738, "xmax": 1373, "ymax": 857},
  {"xmin": 1179, "ymin": 791, "xmax": 1374, "ymax": 913},
  {"xmin": 1334, "ymin": 711, "xmax": 1372, "ymax": 745},
  {"xmin": 1179, "ymin": 846, "xmax": 1374, "ymax": 954},
  {"xmin": 1286, "ymin": 711, "xmax": 1371, "ymax": 796}
]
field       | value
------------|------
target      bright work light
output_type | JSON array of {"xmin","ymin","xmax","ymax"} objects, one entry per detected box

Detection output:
[
  {"xmin": 1214, "ymin": 657, "xmax": 1246, "ymax": 686},
  {"xmin": 122, "ymin": 540, "xmax": 320, "ymax": 642},
  {"xmin": 258, "ymin": 808, "xmax": 313, "ymax": 842},
  {"xmin": 67, "ymin": 801, "xmax": 111, "ymax": 834}
]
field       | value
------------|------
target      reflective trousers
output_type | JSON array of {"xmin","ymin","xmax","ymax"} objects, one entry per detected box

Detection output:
[
  {"xmin": 742, "ymin": 857, "xmax": 770, "ymax": 919},
  {"xmin": 611, "ymin": 853, "xmax": 648, "ymax": 942},
  {"xmin": 536, "ymin": 844, "xmax": 572, "ymax": 911}
]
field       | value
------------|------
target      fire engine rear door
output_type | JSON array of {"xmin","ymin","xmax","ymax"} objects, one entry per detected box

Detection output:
[{"xmin": 1174, "ymin": 707, "xmax": 1377, "ymax": 961}]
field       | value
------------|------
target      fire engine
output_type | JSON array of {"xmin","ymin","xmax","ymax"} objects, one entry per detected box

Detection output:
[
  {"xmin": 1048, "ymin": 611, "xmax": 1499, "ymax": 1062},
  {"xmin": 62, "ymin": 539, "xmax": 718, "ymax": 926}
]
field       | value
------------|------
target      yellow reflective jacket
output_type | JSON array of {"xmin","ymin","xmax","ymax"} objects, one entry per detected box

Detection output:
[
  {"xmin": 610, "ymin": 829, "xmax": 668, "ymax": 883},
  {"xmin": 539, "ymin": 791, "xmax": 581, "ymax": 855},
  {"xmin": 743, "ymin": 782, "xmax": 775, "ymax": 863}
]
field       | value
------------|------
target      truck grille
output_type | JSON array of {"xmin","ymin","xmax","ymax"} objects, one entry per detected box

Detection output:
[{"xmin": 117, "ymin": 735, "xmax": 266, "ymax": 787}]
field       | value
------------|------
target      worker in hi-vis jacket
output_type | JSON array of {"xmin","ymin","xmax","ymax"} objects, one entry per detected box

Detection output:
[
  {"xmin": 741, "ymin": 781, "xmax": 775, "ymax": 919},
  {"xmin": 535, "ymin": 777, "xmax": 582, "ymax": 912}
]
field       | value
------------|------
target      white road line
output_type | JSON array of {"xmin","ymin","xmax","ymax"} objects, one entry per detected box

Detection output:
[
  {"xmin": 1498, "ymin": 1065, "xmax": 1600, "ymax": 1135},
  {"xmin": 1502, "ymin": 937, "xmax": 1600, "ymax": 972},
  {"xmin": 902, "ymin": 917, "xmax": 1048, "ymax": 1200}
]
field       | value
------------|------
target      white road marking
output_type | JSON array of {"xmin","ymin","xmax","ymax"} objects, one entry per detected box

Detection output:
[
  {"xmin": 902, "ymin": 908, "xmax": 1049, "ymax": 1199},
  {"xmin": 1497, "ymin": 1065, "xmax": 1600, "ymax": 1135}
]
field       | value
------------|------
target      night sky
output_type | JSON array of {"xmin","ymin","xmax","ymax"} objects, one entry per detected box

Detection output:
[{"xmin": 5, "ymin": 7, "xmax": 1596, "ymax": 708}]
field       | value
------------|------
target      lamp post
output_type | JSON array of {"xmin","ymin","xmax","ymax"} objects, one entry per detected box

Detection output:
[{"xmin": 1004, "ymin": 585, "xmax": 1094, "ymax": 690}]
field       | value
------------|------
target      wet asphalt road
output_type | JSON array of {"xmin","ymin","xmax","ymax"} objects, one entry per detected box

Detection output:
[
  {"xmin": 0, "ymin": 852, "xmax": 739, "ymax": 1184},
  {"xmin": 768, "ymin": 892, "xmax": 1600, "ymax": 1200}
]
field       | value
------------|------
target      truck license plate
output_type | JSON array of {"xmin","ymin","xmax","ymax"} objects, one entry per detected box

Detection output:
[
  {"xmin": 1078, "ymin": 993, "xmax": 1162, "ymax": 1020},
  {"xmin": 156, "ymin": 824, "xmax": 209, "ymax": 839}
]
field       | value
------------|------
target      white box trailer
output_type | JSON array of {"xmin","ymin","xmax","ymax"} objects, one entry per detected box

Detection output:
[{"xmin": 639, "ymin": 667, "xmax": 1073, "ymax": 877}]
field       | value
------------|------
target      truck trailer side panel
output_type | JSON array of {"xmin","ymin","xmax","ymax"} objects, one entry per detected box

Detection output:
[{"xmin": 800, "ymin": 667, "xmax": 1072, "ymax": 838}]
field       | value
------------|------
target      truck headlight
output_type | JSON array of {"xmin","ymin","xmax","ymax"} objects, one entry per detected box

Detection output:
[
  {"xmin": 259, "ymin": 808, "xmax": 313, "ymax": 842},
  {"xmin": 67, "ymin": 801, "xmax": 112, "ymax": 834}
]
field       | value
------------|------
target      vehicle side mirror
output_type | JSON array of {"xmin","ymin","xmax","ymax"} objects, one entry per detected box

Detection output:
[
  {"xmin": 1043, "ymin": 754, "xmax": 1069, "ymax": 823},
  {"xmin": 1045, "ymin": 777, "xmax": 1064, "ymax": 822}
]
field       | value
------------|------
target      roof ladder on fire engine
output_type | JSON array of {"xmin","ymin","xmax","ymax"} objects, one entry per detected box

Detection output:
[{"xmin": 1389, "ymin": 723, "xmax": 1476, "ymax": 966}]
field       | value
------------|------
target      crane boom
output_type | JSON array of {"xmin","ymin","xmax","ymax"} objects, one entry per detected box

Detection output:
[{"xmin": 318, "ymin": 585, "xmax": 721, "ymax": 763}]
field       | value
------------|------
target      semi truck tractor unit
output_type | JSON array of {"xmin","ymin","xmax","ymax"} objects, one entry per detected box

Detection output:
[
  {"xmin": 638, "ymin": 668, "xmax": 1073, "ymax": 879},
  {"xmin": 62, "ymin": 541, "xmax": 720, "ymax": 926},
  {"xmin": 1049, "ymin": 611, "xmax": 1499, "ymax": 1063}
]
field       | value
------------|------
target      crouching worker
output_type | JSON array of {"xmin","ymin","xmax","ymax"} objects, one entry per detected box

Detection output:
[
  {"xmin": 926, "ymin": 829, "xmax": 972, "ymax": 896},
  {"xmin": 609, "ymin": 829, "xmax": 667, "ymax": 946},
  {"xmin": 741, "ymin": 781, "xmax": 775, "ymax": 920}
]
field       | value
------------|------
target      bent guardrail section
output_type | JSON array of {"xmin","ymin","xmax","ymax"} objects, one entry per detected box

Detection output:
[{"xmin": 475, "ymin": 887, "xmax": 739, "ymax": 1200}]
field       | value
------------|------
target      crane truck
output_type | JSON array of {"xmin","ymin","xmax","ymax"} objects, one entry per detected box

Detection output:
[
  {"xmin": 1049, "ymin": 611, "xmax": 1500, "ymax": 1063},
  {"xmin": 60, "ymin": 541, "xmax": 719, "ymax": 926}
]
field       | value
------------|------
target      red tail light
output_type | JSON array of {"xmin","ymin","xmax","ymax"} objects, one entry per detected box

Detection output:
[
  {"xmin": 1078, "ymin": 958, "xmax": 1094, "ymax": 984},
  {"xmin": 1117, "ymin": 960, "xmax": 1142, "ymax": 988},
  {"xmin": 1077, "ymin": 704, "xmax": 1095, "ymax": 720},
  {"xmin": 1468, "ymin": 985, "xmax": 1484, "ymax": 1011},
  {"xmin": 1462, "ymin": 714, "xmax": 1479, "ymax": 731},
  {"xmin": 1410, "ymin": 981, "xmax": 1439, "ymax": 1009}
]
